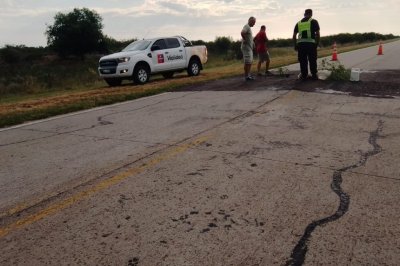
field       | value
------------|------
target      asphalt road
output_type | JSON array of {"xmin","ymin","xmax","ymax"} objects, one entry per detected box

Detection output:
[{"xmin": 1, "ymin": 41, "xmax": 400, "ymax": 265}]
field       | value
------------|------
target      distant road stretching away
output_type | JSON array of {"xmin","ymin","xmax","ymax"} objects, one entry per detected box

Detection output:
[{"xmin": 286, "ymin": 39, "xmax": 400, "ymax": 71}]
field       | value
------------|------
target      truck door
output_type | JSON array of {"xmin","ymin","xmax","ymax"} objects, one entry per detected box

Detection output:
[
  {"xmin": 165, "ymin": 38, "xmax": 186, "ymax": 69},
  {"xmin": 150, "ymin": 39, "xmax": 172, "ymax": 72}
]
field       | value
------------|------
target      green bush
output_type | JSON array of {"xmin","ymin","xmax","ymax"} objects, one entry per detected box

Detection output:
[
  {"xmin": 319, "ymin": 59, "xmax": 350, "ymax": 81},
  {"xmin": 0, "ymin": 45, "xmax": 22, "ymax": 63},
  {"xmin": 0, "ymin": 56, "xmax": 101, "ymax": 96},
  {"xmin": 0, "ymin": 45, "xmax": 48, "ymax": 64},
  {"xmin": 101, "ymin": 35, "xmax": 137, "ymax": 53}
]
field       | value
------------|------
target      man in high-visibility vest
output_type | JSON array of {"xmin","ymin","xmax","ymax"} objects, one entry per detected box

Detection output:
[{"xmin": 292, "ymin": 9, "xmax": 320, "ymax": 80}]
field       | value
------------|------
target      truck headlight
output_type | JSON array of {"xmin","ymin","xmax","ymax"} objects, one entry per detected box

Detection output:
[{"xmin": 117, "ymin": 57, "xmax": 130, "ymax": 63}]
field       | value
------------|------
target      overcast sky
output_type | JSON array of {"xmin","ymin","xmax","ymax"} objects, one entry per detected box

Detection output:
[{"xmin": 0, "ymin": 0, "xmax": 399, "ymax": 47}]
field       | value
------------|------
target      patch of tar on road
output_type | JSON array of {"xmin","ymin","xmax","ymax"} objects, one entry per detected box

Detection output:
[
  {"xmin": 286, "ymin": 120, "xmax": 384, "ymax": 266},
  {"xmin": 118, "ymin": 194, "xmax": 133, "ymax": 209},
  {"xmin": 97, "ymin": 116, "xmax": 114, "ymax": 125},
  {"xmin": 127, "ymin": 257, "xmax": 139, "ymax": 266},
  {"xmin": 282, "ymin": 116, "xmax": 307, "ymax": 130},
  {"xmin": 170, "ymin": 208, "xmax": 266, "ymax": 235},
  {"xmin": 267, "ymin": 141, "xmax": 303, "ymax": 150}
]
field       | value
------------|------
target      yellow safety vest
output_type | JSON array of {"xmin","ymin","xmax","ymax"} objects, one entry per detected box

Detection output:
[{"xmin": 297, "ymin": 18, "xmax": 315, "ymax": 43}]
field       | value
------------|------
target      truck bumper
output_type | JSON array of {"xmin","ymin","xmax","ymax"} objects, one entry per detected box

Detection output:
[{"xmin": 98, "ymin": 65, "xmax": 133, "ymax": 78}]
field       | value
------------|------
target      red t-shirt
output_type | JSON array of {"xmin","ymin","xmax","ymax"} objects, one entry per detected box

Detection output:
[{"xmin": 254, "ymin": 31, "xmax": 267, "ymax": 53}]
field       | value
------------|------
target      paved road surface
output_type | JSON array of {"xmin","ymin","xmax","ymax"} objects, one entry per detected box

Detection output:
[{"xmin": 1, "ymin": 41, "xmax": 400, "ymax": 265}]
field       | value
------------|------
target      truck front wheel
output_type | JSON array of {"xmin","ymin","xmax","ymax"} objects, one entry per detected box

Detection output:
[
  {"xmin": 133, "ymin": 64, "xmax": 150, "ymax": 85},
  {"xmin": 187, "ymin": 59, "xmax": 201, "ymax": 76}
]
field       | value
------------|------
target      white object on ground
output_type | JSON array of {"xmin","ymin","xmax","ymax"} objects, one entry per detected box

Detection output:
[{"xmin": 350, "ymin": 68, "xmax": 360, "ymax": 82}]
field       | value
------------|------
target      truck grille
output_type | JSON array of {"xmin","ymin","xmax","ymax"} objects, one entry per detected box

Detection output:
[
  {"xmin": 99, "ymin": 59, "xmax": 118, "ymax": 74},
  {"xmin": 99, "ymin": 59, "xmax": 118, "ymax": 67}
]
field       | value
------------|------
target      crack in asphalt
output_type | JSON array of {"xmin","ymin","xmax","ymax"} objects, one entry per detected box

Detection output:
[
  {"xmin": 331, "ymin": 111, "xmax": 400, "ymax": 121},
  {"xmin": 0, "ymin": 132, "xmax": 60, "ymax": 147},
  {"xmin": 187, "ymin": 143, "xmax": 399, "ymax": 183},
  {"xmin": 95, "ymin": 91, "xmax": 204, "ymax": 126},
  {"xmin": 285, "ymin": 120, "xmax": 384, "ymax": 266}
]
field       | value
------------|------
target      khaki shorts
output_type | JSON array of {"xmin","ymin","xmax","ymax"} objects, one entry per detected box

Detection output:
[
  {"xmin": 258, "ymin": 51, "xmax": 270, "ymax": 62},
  {"xmin": 241, "ymin": 47, "xmax": 253, "ymax": 64}
]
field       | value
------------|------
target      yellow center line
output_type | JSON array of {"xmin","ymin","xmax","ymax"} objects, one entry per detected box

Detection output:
[{"xmin": 0, "ymin": 135, "xmax": 210, "ymax": 238}]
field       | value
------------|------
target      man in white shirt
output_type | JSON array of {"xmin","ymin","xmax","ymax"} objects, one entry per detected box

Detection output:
[{"xmin": 241, "ymin": 16, "xmax": 256, "ymax": 81}]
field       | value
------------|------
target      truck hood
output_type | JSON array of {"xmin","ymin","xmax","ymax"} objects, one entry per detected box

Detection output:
[{"xmin": 100, "ymin": 50, "xmax": 142, "ymax": 61}]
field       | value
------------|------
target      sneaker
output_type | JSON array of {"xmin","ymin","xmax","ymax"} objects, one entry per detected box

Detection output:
[
  {"xmin": 311, "ymin": 75, "xmax": 319, "ymax": 80},
  {"xmin": 245, "ymin": 75, "xmax": 255, "ymax": 81},
  {"xmin": 297, "ymin": 73, "xmax": 307, "ymax": 81}
]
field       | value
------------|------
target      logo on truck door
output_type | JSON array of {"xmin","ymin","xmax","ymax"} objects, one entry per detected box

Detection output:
[
  {"xmin": 167, "ymin": 55, "xmax": 184, "ymax": 61},
  {"xmin": 157, "ymin": 54, "xmax": 164, "ymax": 64}
]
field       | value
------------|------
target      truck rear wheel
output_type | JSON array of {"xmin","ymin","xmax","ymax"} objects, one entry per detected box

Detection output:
[
  {"xmin": 187, "ymin": 59, "xmax": 201, "ymax": 76},
  {"xmin": 104, "ymin": 78, "xmax": 122, "ymax": 87},
  {"xmin": 133, "ymin": 64, "xmax": 150, "ymax": 85}
]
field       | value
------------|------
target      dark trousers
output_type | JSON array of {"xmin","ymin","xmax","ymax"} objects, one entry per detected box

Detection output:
[{"xmin": 297, "ymin": 42, "xmax": 317, "ymax": 77}]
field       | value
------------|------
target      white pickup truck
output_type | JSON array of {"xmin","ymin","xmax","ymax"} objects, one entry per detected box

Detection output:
[{"xmin": 98, "ymin": 36, "xmax": 208, "ymax": 86}]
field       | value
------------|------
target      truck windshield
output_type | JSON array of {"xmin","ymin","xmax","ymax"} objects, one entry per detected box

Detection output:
[{"xmin": 122, "ymin": 40, "xmax": 151, "ymax": 52}]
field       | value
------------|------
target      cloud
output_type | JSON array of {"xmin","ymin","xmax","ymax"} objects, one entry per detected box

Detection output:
[
  {"xmin": 0, "ymin": 0, "xmax": 399, "ymax": 47},
  {"xmin": 95, "ymin": 0, "xmax": 288, "ymax": 18},
  {"xmin": 158, "ymin": 1, "xmax": 189, "ymax": 14}
]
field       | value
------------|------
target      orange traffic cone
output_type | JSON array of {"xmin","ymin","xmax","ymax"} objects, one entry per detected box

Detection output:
[
  {"xmin": 377, "ymin": 41, "xmax": 383, "ymax": 55},
  {"xmin": 331, "ymin": 42, "xmax": 338, "ymax": 61}
]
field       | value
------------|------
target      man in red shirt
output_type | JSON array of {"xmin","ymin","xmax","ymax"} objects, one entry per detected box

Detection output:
[{"xmin": 253, "ymin": 25, "xmax": 271, "ymax": 76}]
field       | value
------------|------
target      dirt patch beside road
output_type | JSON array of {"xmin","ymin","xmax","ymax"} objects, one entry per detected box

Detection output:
[{"xmin": 174, "ymin": 70, "xmax": 400, "ymax": 98}]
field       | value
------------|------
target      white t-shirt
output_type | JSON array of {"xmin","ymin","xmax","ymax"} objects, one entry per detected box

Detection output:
[{"xmin": 241, "ymin": 24, "xmax": 254, "ymax": 50}]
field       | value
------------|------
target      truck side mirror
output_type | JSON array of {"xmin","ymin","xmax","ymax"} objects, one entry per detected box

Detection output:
[{"xmin": 151, "ymin": 45, "xmax": 161, "ymax": 51}]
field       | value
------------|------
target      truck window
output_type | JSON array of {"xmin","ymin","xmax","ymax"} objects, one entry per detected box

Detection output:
[
  {"xmin": 122, "ymin": 40, "xmax": 151, "ymax": 52},
  {"xmin": 179, "ymin": 36, "xmax": 192, "ymax": 47},
  {"xmin": 165, "ymin": 38, "xmax": 181, "ymax": 49},
  {"xmin": 152, "ymin": 39, "xmax": 167, "ymax": 50}
]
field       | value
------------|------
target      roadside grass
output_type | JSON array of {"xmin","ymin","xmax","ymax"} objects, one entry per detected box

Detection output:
[{"xmin": 0, "ymin": 40, "xmax": 393, "ymax": 128}]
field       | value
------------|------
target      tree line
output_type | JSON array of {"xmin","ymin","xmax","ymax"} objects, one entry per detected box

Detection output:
[{"xmin": 0, "ymin": 7, "xmax": 398, "ymax": 64}]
